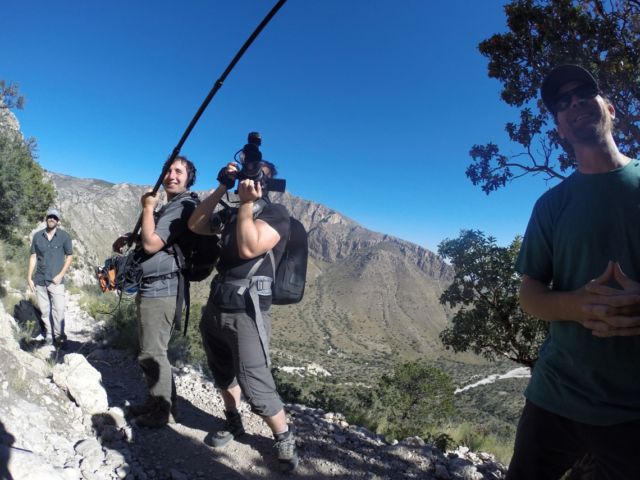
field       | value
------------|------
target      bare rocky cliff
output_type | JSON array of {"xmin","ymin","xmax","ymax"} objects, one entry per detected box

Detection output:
[{"xmin": 271, "ymin": 191, "xmax": 451, "ymax": 281}]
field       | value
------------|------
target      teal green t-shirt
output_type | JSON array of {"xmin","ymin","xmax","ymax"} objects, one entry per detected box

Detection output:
[{"xmin": 516, "ymin": 159, "xmax": 640, "ymax": 425}]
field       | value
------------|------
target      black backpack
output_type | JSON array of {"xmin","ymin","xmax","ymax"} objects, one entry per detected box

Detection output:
[
  {"xmin": 13, "ymin": 300, "xmax": 46, "ymax": 337},
  {"xmin": 222, "ymin": 197, "xmax": 308, "ymax": 305},
  {"xmin": 172, "ymin": 230, "xmax": 221, "ymax": 335},
  {"xmin": 175, "ymin": 231, "xmax": 221, "ymax": 282},
  {"xmin": 95, "ymin": 250, "xmax": 144, "ymax": 295},
  {"xmin": 270, "ymin": 217, "xmax": 308, "ymax": 305},
  {"xmin": 171, "ymin": 192, "xmax": 221, "ymax": 282}
]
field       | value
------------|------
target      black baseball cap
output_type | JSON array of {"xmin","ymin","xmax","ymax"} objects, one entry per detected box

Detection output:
[{"xmin": 541, "ymin": 64, "xmax": 598, "ymax": 111}]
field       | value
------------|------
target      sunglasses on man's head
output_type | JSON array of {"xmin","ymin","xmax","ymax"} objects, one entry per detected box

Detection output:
[{"xmin": 551, "ymin": 84, "xmax": 599, "ymax": 114}]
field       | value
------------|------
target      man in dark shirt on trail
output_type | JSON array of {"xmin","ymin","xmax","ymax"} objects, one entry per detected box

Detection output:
[
  {"xmin": 188, "ymin": 160, "xmax": 298, "ymax": 473},
  {"xmin": 113, "ymin": 156, "xmax": 198, "ymax": 428},
  {"xmin": 507, "ymin": 65, "xmax": 640, "ymax": 480},
  {"xmin": 28, "ymin": 208, "xmax": 73, "ymax": 347}
]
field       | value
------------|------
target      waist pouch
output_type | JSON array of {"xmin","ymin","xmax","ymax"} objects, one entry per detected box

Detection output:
[{"xmin": 211, "ymin": 281, "xmax": 247, "ymax": 311}]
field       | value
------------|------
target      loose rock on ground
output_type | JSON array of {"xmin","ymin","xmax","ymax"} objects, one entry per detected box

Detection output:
[{"xmin": 0, "ymin": 289, "xmax": 506, "ymax": 479}]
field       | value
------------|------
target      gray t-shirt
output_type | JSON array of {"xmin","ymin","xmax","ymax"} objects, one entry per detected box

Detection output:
[{"xmin": 139, "ymin": 192, "xmax": 197, "ymax": 298}]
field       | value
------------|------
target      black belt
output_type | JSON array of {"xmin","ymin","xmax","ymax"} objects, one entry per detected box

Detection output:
[{"xmin": 144, "ymin": 271, "xmax": 179, "ymax": 283}]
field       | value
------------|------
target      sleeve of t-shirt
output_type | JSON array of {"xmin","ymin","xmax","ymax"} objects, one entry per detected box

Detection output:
[
  {"xmin": 515, "ymin": 194, "xmax": 554, "ymax": 284},
  {"xmin": 30, "ymin": 237, "xmax": 36, "ymax": 254},
  {"xmin": 64, "ymin": 232, "xmax": 73, "ymax": 255},
  {"xmin": 258, "ymin": 203, "xmax": 290, "ymax": 239},
  {"xmin": 155, "ymin": 197, "xmax": 197, "ymax": 245}
]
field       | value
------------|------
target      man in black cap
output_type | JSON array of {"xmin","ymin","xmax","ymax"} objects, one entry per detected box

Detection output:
[
  {"xmin": 507, "ymin": 64, "xmax": 640, "ymax": 479},
  {"xmin": 27, "ymin": 208, "xmax": 73, "ymax": 347}
]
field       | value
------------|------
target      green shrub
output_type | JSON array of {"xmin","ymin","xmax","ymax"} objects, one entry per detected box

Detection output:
[
  {"xmin": 79, "ymin": 288, "xmax": 139, "ymax": 351},
  {"xmin": 445, "ymin": 421, "xmax": 513, "ymax": 464},
  {"xmin": 98, "ymin": 298, "xmax": 138, "ymax": 351},
  {"xmin": 0, "ymin": 131, "xmax": 54, "ymax": 243},
  {"xmin": 80, "ymin": 288, "xmax": 210, "ymax": 372},
  {"xmin": 273, "ymin": 360, "xmax": 458, "ymax": 445},
  {"xmin": 364, "ymin": 361, "xmax": 455, "ymax": 440},
  {"xmin": 168, "ymin": 302, "xmax": 209, "ymax": 373},
  {"xmin": 419, "ymin": 431, "xmax": 456, "ymax": 453},
  {"xmin": 0, "ymin": 240, "xmax": 31, "ymax": 293}
]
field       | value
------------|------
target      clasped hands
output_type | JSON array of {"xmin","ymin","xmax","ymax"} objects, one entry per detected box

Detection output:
[{"xmin": 579, "ymin": 261, "xmax": 640, "ymax": 337}]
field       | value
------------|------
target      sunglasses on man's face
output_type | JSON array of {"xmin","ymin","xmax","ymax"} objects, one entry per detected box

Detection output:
[
  {"xmin": 46, "ymin": 216, "xmax": 59, "ymax": 221},
  {"xmin": 551, "ymin": 84, "xmax": 599, "ymax": 114}
]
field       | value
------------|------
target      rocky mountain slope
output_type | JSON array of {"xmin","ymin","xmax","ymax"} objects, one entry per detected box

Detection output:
[
  {"xmin": 48, "ymin": 172, "xmax": 454, "ymax": 378},
  {"xmin": 0, "ymin": 287, "xmax": 506, "ymax": 480}
]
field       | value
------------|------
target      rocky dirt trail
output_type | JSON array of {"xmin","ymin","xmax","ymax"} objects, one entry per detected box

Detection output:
[{"xmin": 1, "ymin": 290, "xmax": 506, "ymax": 480}]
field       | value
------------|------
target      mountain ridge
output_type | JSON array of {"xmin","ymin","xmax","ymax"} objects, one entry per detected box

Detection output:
[{"xmin": 48, "ymin": 171, "xmax": 453, "ymax": 372}]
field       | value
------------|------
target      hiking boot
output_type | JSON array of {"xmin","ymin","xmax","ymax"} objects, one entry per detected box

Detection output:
[
  {"xmin": 205, "ymin": 410, "xmax": 245, "ymax": 448},
  {"xmin": 53, "ymin": 333, "xmax": 68, "ymax": 349},
  {"xmin": 134, "ymin": 407, "xmax": 170, "ymax": 429},
  {"xmin": 127, "ymin": 398, "xmax": 158, "ymax": 418},
  {"xmin": 274, "ymin": 430, "xmax": 299, "ymax": 473}
]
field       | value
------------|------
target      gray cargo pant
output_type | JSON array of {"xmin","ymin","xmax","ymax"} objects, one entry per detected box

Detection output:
[
  {"xmin": 35, "ymin": 283, "xmax": 66, "ymax": 341},
  {"xmin": 200, "ymin": 300, "xmax": 283, "ymax": 417},
  {"xmin": 136, "ymin": 295, "xmax": 177, "ymax": 409}
]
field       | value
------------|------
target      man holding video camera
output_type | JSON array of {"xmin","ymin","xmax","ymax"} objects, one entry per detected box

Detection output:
[{"xmin": 188, "ymin": 134, "xmax": 297, "ymax": 473}]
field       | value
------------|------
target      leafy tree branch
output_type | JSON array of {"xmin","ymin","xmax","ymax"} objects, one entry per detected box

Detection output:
[
  {"xmin": 469, "ymin": 0, "xmax": 640, "ymax": 193},
  {"xmin": 437, "ymin": 230, "xmax": 547, "ymax": 368},
  {"xmin": 0, "ymin": 80, "xmax": 25, "ymax": 110}
]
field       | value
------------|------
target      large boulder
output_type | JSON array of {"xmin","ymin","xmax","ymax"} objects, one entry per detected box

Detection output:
[{"xmin": 52, "ymin": 353, "xmax": 108, "ymax": 415}]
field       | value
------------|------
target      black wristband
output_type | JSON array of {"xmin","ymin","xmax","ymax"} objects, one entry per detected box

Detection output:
[{"xmin": 217, "ymin": 167, "xmax": 235, "ymax": 189}]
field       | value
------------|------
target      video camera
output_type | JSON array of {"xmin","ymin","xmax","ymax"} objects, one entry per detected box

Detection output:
[
  {"xmin": 210, "ymin": 132, "xmax": 286, "ymax": 234},
  {"xmin": 233, "ymin": 132, "xmax": 286, "ymax": 193}
]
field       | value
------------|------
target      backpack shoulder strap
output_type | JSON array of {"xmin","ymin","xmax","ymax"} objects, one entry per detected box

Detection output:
[
  {"xmin": 168, "ymin": 242, "xmax": 188, "ymax": 335},
  {"xmin": 267, "ymin": 249, "xmax": 276, "ymax": 277},
  {"xmin": 245, "ymin": 254, "xmax": 266, "ymax": 281}
]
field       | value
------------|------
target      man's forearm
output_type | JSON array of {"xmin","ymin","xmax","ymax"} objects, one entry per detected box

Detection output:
[
  {"xmin": 188, "ymin": 185, "xmax": 227, "ymax": 235},
  {"xmin": 27, "ymin": 254, "xmax": 36, "ymax": 279},
  {"xmin": 520, "ymin": 276, "xmax": 586, "ymax": 323},
  {"xmin": 59, "ymin": 255, "xmax": 73, "ymax": 278}
]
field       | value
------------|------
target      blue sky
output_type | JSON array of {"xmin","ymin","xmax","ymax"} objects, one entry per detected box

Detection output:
[{"xmin": 2, "ymin": 0, "xmax": 559, "ymax": 251}]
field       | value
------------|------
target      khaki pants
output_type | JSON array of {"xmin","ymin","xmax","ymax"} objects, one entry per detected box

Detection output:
[
  {"xmin": 35, "ymin": 283, "xmax": 66, "ymax": 341},
  {"xmin": 136, "ymin": 295, "xmax": 177, "ymax": 409}
]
